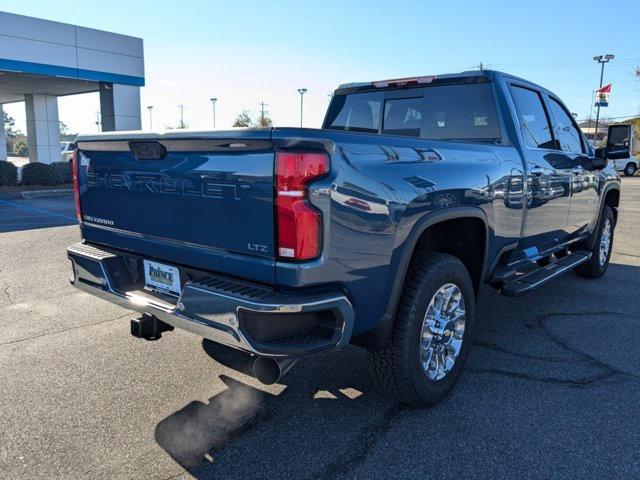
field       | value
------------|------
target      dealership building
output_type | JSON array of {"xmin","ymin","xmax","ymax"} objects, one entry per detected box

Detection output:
[{"xmin": 0, "ymin": 11, "xmax": 144, "ymax": 163}]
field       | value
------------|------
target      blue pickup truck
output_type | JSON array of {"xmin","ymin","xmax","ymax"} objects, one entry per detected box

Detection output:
[{"xmin": 68, "ymin": 70, "xmax": 625, "ymax": 406}]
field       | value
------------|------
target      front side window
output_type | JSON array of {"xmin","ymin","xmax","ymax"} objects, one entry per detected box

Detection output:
[
  {"xmin": 383, "ymin": 97, "xmax": 423, "ymax": 137},
  {"xmin": 548, "ymin": 97, "xmax": 583, "ymax": 153},
  {"xmin": 511, "ymin": 86, "xmax": 554, "ymax": 149},
  {"xmin": 325, "ymin": 92, "xmax": 383, "ymax": 133}
]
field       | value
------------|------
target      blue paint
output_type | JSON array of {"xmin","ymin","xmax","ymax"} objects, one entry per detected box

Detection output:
[
  {"xmin": 0, "ymin": 198, "xmax": 77, "ymax": 222},
  {"xmin": 0, "ymin": 58, "xmax": 145, "ymax": 87},
  {"xmin": 72, "ymin": 70, "xmax": 621, "ymax": 349}
]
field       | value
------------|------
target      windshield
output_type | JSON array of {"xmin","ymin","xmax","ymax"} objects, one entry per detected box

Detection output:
[{"xmin": 324, "ymin": 83, "xmax": 501, "ymax": 141}]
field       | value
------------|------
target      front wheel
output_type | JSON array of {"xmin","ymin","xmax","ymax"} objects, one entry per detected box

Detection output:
[
  {"xmin": 574, "ymin": 205, "xmax": 615, "ymax": 278},
  {"xmin": 624, "ymin": 163, "xmax": 637, "ymax": 177},
  {"xmin": 370, "ymin": 252, "xmax": 475, "ymax": 407}
]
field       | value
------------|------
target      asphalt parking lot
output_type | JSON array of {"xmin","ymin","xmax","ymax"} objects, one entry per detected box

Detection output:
[{"xmin": 1, "ymin": 178, "xmax": 639, "ymax": 479}]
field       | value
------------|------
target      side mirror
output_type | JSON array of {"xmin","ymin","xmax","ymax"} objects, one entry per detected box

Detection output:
[
  {"xmin": 583, "ymin": 153, "xmax": 607, "ymax": 170},
  {"xmin": 605, "ymin": 124, "xmax": 632, "ymax": 160},
  {"xmin": 606, "ymin": 145, "xmax": 630, "ymax": 160}
]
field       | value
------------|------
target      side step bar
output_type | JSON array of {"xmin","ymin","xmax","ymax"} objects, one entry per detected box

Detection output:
[{"xmin": 501, "ymin": 250, "xmax": 591, "ymax": 297}]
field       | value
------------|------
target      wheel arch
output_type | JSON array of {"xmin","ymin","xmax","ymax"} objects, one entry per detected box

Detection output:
[
  {"xmin": 352, "ymin": 207, "xmax": 489, "ymax": 351},
  {"xmin": 604, "ymin": 186, "xmax": 620, "ymax": 225},
  {"xmin": 581, "ymin": 183, "xmax": 620, "ymax": 251}
]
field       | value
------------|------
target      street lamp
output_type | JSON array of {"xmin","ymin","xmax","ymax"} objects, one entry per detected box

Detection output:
[
  {"xmin": 210, "ymin": 97, "xmax": 217, "ymax": 129},
  {"xmin": 297, "ymin": 88, "xmax": 308, "ymax": 127},
  {"xmin": 147, "ymin": 105, "xmax": 153, "ymax": 130},
  {"xmin": 592, "ymin": 53, "xmax": 614, "ymax": 146}
]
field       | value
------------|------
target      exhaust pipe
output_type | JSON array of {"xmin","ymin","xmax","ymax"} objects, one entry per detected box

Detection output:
[{"xmin": 252, "ymin": 356, "xmax": 298, "ymax": 385}]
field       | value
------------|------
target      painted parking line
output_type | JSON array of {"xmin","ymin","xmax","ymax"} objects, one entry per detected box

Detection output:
[{"xmin": 0, "ymin": 198, "xmax": 77, "ymax": 222}]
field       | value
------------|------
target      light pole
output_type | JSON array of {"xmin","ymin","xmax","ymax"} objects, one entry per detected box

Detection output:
[
  {"xmin": 147, "ymin": 105, "xmax": 153, "ymax": 130},
  {"xmin": 210, "ymin": 97, "xmax": 217, "ymax": 129},
  {"xmin": 592, "ymin": 54, "xmax": 614, "ymax": 146},
  {"xmin": 297, "ymin": 88, "xmax": 307, "ymax": 127},
  {"xmin": 178, "ymin": 104, "xmax": 187, "ymax": 129}
]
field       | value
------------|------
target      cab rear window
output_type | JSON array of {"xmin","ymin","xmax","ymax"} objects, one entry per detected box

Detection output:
[{"xmin": 325, "ymin": 83, "xmax": 501, "ymax": 141}]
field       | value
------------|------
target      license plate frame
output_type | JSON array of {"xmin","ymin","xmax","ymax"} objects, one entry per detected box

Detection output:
[{"xmin": 143, "ymin": 259, "xmax": 182, "ymax": 296}]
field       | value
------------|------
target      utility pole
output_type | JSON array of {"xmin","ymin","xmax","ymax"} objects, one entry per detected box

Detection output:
[
  {"xmin": 210, "ymin": 97, "xmax": 217, "ymax": 128},
  {"xmin": 592, "ymin": 54, "xmax": 614, "ymax": 146},
  {"xmin": 587, "ymin": 90, "xmax": 595, "ymax": 136},
  {"xmin": 297, "ymin": 88, "xmax": 307, "ymax": 127},
  {"xmin": 258, "ymin": 101, "xmax": 268, "ymax": 124},
  {"xmin": 147, "ymin": 105, "xmax": 153, "ymax": 130},
  {"xmin": 178, "ymin": 104, "xmax": 187, "ymax": 129}
]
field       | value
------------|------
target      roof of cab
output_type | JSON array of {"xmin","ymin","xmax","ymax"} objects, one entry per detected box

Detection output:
[{"xmin": 335, "ymin": 69, "xmax": 553, "ymax": 96}]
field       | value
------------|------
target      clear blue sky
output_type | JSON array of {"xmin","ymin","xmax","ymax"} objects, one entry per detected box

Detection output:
[{"xmin": 2, "ymin": 0, "xmax": 639, "ymax": 133}]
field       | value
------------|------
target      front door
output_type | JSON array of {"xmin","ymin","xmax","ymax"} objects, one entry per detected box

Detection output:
[
  {"xmin": 509, "ymin": 85, "xmax": 572, "ymax": 257},
  {"xmin": 545, "ymin": 95, "xmax": 599, "ymax": 235}
]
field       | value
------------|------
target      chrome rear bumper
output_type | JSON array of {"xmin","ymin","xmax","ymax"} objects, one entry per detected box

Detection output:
[{"xmin": 68, "ymin": 242, "xmax": 354, "ymax": 357}]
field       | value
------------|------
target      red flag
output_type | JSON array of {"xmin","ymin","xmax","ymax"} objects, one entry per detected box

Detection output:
[{"xmin": 596, "ymin": 83, "xmax": 612, "ymax": 93}]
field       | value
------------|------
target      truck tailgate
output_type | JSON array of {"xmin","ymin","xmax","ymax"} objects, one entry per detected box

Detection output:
[{"xmin": 75, "ymin": 131, "xmax": 276, "ymax": 283}]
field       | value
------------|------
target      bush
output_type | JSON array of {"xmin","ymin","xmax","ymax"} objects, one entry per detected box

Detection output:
[
  {"xmin": 14, "ymin": 141, "xmax": 28, "ymax": 157},
  {"xmin": 51, "ymin": 161, "xmax": 73, "ymax": 184},
  {"xmin": 21, "ymin": 163, "xmax": 63, "ymax": 186},
  {"xmin": 0, "ymin": 160, "xmax": 18, "ymax": 186}
]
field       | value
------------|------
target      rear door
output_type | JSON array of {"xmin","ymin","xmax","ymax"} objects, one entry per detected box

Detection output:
[{"xmin": 509, "ymin": 84, "xmax": 572, "ymax": 255}]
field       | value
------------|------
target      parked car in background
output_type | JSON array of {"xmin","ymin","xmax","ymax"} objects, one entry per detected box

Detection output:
[
  {"xmin": 67, "ymin": 70, "xmax": 624, "ymax": 407},
  {"xmin": 60, "ymin": 141, "xmax": 76, "ymax": 162},
  {"xmin": 607, "ymin": 124, "xmax": 637, "ymax": 176}
]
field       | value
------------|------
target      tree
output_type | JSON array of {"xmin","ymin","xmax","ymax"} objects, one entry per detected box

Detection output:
[
  {"xmin": 232, "ymin": 110, "xmax": 274, "ymax": 128},
  {"xmin": 255, "ymin": 112, "xmax": 273, "ymax": 128},
  {"xmin": 232, "ymin": 111, "xmax": 253, "ymax": 128},
  {"xmin": 3, "ymin": 112, "xmax": 19, "ymax": 137},
  {"xmin": 14, "ymin": 140, "xmax": 28, "ymax": 157}
]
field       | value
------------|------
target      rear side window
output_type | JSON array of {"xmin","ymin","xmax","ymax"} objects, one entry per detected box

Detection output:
[
  {"xmin": 324, "ymin": 92, "xmax": 383, "ymax": 133},
  {"xmin": 422, "ymin": 83, "xmax": 501, "ymax": 141},
  {"xmin": 548, "ymin": 97, "xmax": 583, "ymax": 153},
  {"xmin": 383, "ymin": 97, "xmax": 423, "ymax": 137},
  {"xmin": 510, "ymin": 86, "xmax": 554, "ymax": 149}
]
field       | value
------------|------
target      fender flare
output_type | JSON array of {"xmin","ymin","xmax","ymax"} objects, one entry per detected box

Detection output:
[
  {"xmin": 352, "ymin": 206, "xmax": 489, "ymax": 351},
  {"xmin": 586, "ymin": 182, "xmax": 621, "ymax": 249}
]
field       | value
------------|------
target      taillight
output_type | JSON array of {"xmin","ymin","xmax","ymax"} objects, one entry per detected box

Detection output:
[
  {"xmin": 72, "ymin": 150, "xmax": 82, "ymax": 224},
  {"xmin": 275, "ymin": 151, "xmax": 328, "ymax": 260}
]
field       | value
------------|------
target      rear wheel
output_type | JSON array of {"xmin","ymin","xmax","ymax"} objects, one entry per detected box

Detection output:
[
  {"xmin": 574, "ymin": 205, "xmax": 614, "ymax": 278},
  {"xmin": 370, "ymin": 252, "xmax": 475, "ymax": 407},
  {"xmin": 624, "ymin": 163, "xmax": 637, "ymax": 177}
]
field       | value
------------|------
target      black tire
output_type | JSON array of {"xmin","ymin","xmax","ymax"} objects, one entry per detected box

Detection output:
[
  {"xmin": 574, "ymin": 205, "xmax": 615, "ymax": 278},
  {"xmin": 369, "ymin": 252, "xmax": 475, "ymax": 407},
  {"xmin": 624, "ymin": 164, "xmax": 637, "ymax": 177}
]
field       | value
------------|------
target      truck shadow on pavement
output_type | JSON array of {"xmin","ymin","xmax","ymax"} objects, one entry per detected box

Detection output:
[
  {"xmin": 154, "ymin": 262, "xmax": 640, "ymax": 479},
  {"xmin": 155, "ymin": 339, "xmax": 404, "ymax": 479},
  {"xmin": 0, "ymin": 197, "xmax": 77, "ymax": 233}
]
